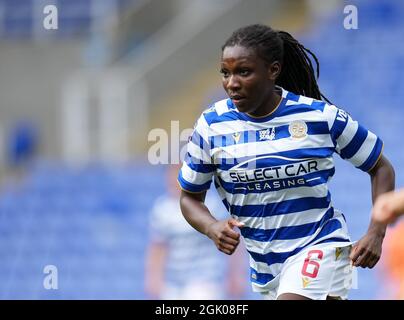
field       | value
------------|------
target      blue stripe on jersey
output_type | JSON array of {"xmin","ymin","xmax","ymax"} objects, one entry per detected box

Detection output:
[
  {"xmin": 203, "ymin": 109, "xmax": 241, "ymax": 126},
  {"xmin": 210, "ymin": 122, "xmax": 329, "ymax": 148},
  {"xmin": 185, "ymin": 153, "xmax": 215, "ymax": 173},
  {"xmin": 222, "ymin": 199, "xmax": 230, "ymax": 211},
  {"xmin": 202, "ymin": 108, "xmax": 219, "ymax": 126},
  {"xmin": 178, "ymin": 170, "xmax": 212, "ymax": 193},
  {"xmin": 240, "ymin": 207, "xmax": 334, "ymax": 241},
  {"xmin": 226, "ymin": 99, "xmax": 236, "ymax": 109},
  {"xmin": 214, "ymin": 178, "xmax": 230, "ymax": 211},
  {"xmin": 308, "ymin": 121, "xmax": 330, "ymax": 135},
  {"xmin": 330, "ymin": 116, "xmax": 349, "ymax": 144},
  {"xmin": 215, "ymin": 148, "xmax": 335, "ymax": 171},
  {"xmin": 339, "ymin": 124, "xmax": 368, "ymax": 159},
  {"xmin": 286, "ymin": 91, "xmax": 300, "ymax": 101},
  {"xmin": 247, "ymin": 219, "xmax": 346, "ymax": 266},
  {"xmin": 277, "ymin": 101, "xmax": 326, "ymax": 117},
  {"xmin": 250, "ymin": 269, "xmax": 275, "ymax": 285},
  {"xmin": 218, "ymin": 168, "xmax": 335, "ymax": 195},
  {"xmin": 232, "ymin": 99, "xmax": 322, "ymax": 124},
  {"xmin": 358, "ymin": 138, "xmax": 383, "ymax": 172},
  {"xmin": 231, "ymin": 193, "xmax": 331, "ymax": 218},
  {"xmin": 190, "ymin": 129, "xmax": 210, "ymax": 152}
]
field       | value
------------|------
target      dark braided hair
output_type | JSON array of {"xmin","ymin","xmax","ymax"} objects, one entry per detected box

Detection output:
[{"xmin": 222, "ymin": 24, "xmax": 332, "ymax": 104}]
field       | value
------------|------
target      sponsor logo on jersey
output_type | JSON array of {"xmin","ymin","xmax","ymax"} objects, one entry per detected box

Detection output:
[
  {"xmin": 229, "ymin": 160, "xmax": 318, "ymax": 182},
  {"xmin": 336, "ymin": 109, "xmax": 349, "ymax": 122},
  {"xmin": 335, "ymin": 247, "xmax": 343, "ymax": 260},
  {"xmin": 302, "ymin": 277, "xmax": 311, "ymax": 288},
  {"xmin": 233, "ymin": 132, "xmax": 241, "ymax": 143},
  {"xmin": 259, "ymin": 128, "xmax": 276, "ymax": 141},
  {"xmin": 229, "ymin": 157, "xmax": 321, "ymax": 191}
]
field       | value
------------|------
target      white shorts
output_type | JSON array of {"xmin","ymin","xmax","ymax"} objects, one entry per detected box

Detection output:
[{"xmin": 261, "ymin": 242, "xmax": 355, "ymax": 300}]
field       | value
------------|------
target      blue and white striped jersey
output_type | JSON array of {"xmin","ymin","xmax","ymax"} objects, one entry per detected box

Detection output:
[{"xmin": 178, "ymin": 86, "xmax": 383, "ymax": 292}]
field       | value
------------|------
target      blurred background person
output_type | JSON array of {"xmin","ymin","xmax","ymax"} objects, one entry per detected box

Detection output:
[
  {"xmin": 372, "ymin": 189, "xmax": 404, "ymax": 225},
  {"xmin": 378, "ymin": 221, "xmax": 404, "ymax": 299},
  {"xmin": 145, "ymin": 164, "xmax": 247, "ymax": 300},
  {"xmin": 6, "ymin": 120, "xmax": 39, "ymax": 179}
]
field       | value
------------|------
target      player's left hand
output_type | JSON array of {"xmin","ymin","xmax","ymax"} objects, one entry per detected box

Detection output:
[{"xmin": 349, "ymin": 231, "xmax": 384, "ymax": 268}]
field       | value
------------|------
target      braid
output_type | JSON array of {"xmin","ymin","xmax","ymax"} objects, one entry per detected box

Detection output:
[
  {"xmin": 277, "ymin": 31, "xmax": 332, "ymax": 104},
  {"xmin": 222, "ymin": 24, "xmax": 332, "ymax": 104}
]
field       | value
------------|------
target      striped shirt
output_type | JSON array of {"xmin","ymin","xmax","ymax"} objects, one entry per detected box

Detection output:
[{"xmin": 178, "ymin": 86, "xmax": 383, "ymax": 292}]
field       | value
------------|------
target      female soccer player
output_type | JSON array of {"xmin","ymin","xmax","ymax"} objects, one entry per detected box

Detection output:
[{"xmin": 178, "ymin": 24, "xmax": 395, "ymax": 300}]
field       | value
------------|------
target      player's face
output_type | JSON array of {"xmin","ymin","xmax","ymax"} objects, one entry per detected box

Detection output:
[{"xmin": 221, "ymin": 45, "xmax": 277, "ymax": 115}]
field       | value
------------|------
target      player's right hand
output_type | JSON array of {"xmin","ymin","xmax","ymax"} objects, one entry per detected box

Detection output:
[{"xmin": 206, "ymin": 218, "xmax": 244, "ymax": 255}]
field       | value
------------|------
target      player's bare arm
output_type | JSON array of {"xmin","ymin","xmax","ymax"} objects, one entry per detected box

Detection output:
[
  {"xmin": 349, "ymin": 155, "xmax": 395, "ymax": 268},
  {"xmin": 180, "ymin": 190, "xmax": 243, "ymax": 255}
]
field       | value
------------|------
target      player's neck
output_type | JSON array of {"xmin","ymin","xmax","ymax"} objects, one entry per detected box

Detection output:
[{"xmin": 247, "ymin": 92, "xmax": 282, "ymax": 118}]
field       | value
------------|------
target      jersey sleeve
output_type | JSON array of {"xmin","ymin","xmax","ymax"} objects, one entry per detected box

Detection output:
[
  {"xmin": 178, "ymin": 113, "xmax": 216, "ymax": 193},
  {"xmin": 324, "ymin": 104, "xmax": 383, "ymax": 172}
]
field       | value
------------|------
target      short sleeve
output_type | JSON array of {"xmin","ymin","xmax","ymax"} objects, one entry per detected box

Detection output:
[
  {"xmin": 178, "ymin": 113, "xmax": 216, "ymax": 193},
  {"xmin": 324, "ymin": 104, "xmax": 383, "ymax": 172}
]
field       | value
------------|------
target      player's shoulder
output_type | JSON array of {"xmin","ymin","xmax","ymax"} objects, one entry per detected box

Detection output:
[
  {"xmin": 284, "ymin": 90, "xmax": 327, "ymax": 112},
  {"xmin": 283, "ymin": 89, "xmax": 342, "ymax": 124},
  {"xmin": 199, "ymin": 98, "xmax": 237, "ymax": 127}
]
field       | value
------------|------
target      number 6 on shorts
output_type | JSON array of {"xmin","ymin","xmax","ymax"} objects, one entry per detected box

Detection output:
[{"xmin": 301, "ymin": 250, "xmax": 324, "ymax": 278}]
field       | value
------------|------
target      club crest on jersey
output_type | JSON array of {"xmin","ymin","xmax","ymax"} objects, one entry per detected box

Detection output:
[
  {"xmin": 289, "ymin": 120, "xmax": 308, "ymax": 139},
  {"xmin": 233, "ymin": 132, "xmax": 241, "ymax": 143},
  {"xmin": 259, "ymin": 128, "xmax": 275, "ymax": 141}
]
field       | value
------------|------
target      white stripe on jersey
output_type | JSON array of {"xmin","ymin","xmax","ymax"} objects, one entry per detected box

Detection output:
[
  {"xmin": 212, "ymin": 134, "xmax": 334, "ymax": 159},
  {"xmin": 250, "ymin": 259, "xmax": 283, "ymax": 277},
  {"xmin": 243, "ymin": 214, "xmax": 347, "ymax": 255},
  {"xmin": 187, "ymin": 140, "xmax": 211, "ymax": 163},
  {"xmin": 214, "ymin": 99, "xmax": 229, "ymax": 116},
  {"xmin": 181, "ymin": 162, "xmax": 212, "ymax": 185},
  {"xmin": 285, "ymin": 100, "xmax": 300, "ymax": 106},
  {"xmin": 210, "ymin": 110, "xmax": 326, "ymax": 134},
  {"xmin": 225, "ymin": 183, "xmax": 329, "ymax": 207},
  {"xmin": 323, "ymin": 103, "xmax": 339, "ymax": 130},
  {"xmin": 348, "ymin": 131, "xmax": 377, "ymax": 167},
  {"xmin": 297, "ymin": 95, "xmax": 314, "ymax": 105},
  {"xmin": 336, "ymin": 118, "xmax": 359, "ymax": 152},
  {"xmin": 236, "ymin": 203, "xmax": 331, "ymax": 230}
]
